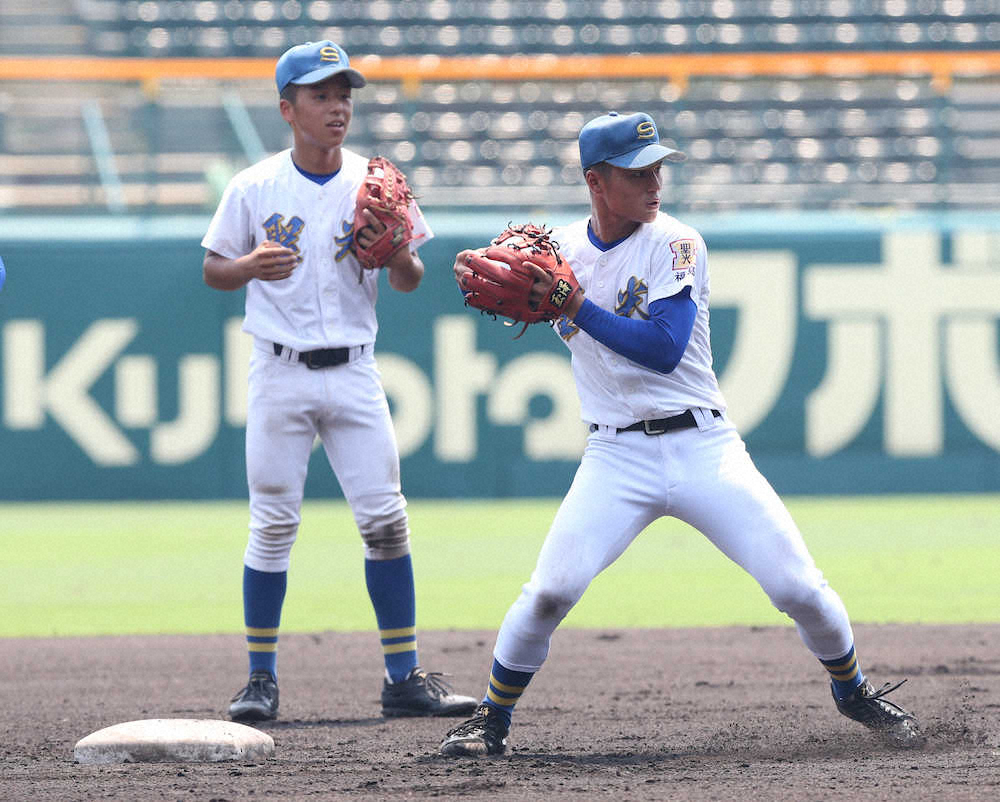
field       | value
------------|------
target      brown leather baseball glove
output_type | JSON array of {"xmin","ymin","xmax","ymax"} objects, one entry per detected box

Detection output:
[
  {"xmin": 461, "ymin": 223, "xmax": 581, "ymax": 336},
  {"xmin": 354, "ymin": 156, "xmax": 416, "ymax": 272}
]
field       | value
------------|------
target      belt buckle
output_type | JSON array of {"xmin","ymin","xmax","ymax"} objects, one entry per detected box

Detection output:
[
  {"xmin": 302, "ymin": 350, "xmax": 323, "ymax": 370},
  {"xmin": 642, "ymin": 419, "xmax": 667, "ymax": 435}
]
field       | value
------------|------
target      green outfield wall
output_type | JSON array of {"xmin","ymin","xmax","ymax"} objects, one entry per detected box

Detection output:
[{"xmin": 1, "ymin": 211, "xmax": 998, "ymax": 500}]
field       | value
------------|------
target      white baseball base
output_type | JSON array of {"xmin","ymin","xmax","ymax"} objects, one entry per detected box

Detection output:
[{"xmin": 73, "ymin": 719, "xmax": 275, "ymax": 764}]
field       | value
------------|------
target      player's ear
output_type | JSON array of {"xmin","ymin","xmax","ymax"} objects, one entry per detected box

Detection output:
[{"xmin": 584, "ymin": 167, "xmax": 604, "ymax": 194}]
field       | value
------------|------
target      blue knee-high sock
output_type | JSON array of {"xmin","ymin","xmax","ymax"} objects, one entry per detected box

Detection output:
[
  {"xmin": 483, "ymin": 658, "xmax": 534, "ymax": 729},
  {"xmin": 821, "ymin": 644, "xmax": 866, "ymax": 700},
  {"xmin": 243, "ymin": 565, "xmax": 286, "ymax": 680},
  {"xmin": 365, "ymin": 554, "xmax": 418, "ymax": 682}
]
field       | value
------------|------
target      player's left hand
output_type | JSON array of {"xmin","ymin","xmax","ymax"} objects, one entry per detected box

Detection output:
[
  {"xmin": 453, "ymin": 248, "xmax": 486, "ymax": 289},
  {"xmin": 354, "ymin": 207, "xmax": 386, "ymax": 261}
]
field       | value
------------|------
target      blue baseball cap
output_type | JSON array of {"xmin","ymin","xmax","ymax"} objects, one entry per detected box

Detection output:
[
  {"xmin": 579, "ymin": 111, "xmax": 685, "ymax": 170},
  {"xmin": 275, "ymin": 41, "xmax": 366, "ymax": 93}
]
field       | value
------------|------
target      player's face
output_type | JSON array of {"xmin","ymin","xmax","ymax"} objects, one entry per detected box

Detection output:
[
  {"xmin": 282, "ymin": 74, "xmax": 353, "ymax": 150},
  {"xmin": 604, "ymin": 162, "xmax": 664, "ymax": 223}
]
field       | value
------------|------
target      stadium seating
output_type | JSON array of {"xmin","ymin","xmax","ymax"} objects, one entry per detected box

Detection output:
[
  {"xmin": 47, "ymin": 0, "xmax": 1000, "ymax": 58},
  {"xmin": 1, "ymin": 1, "xmax": 999, "ymax": 214}
]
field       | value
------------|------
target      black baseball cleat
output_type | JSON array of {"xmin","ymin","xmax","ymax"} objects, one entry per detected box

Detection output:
[
  {"xmin": 228, "ymin": 670, "xmax": 279, "ymax": 722},
  {"xmin": 381, "ymin": 667, "xmax": 478, "ymax": 718},
  {"xmin": 439, "ymin": 704, "xmax": 510, "ymax": 757},
  {"xmin": 833, "ymin": 679, "xmax": 922, "ymax": 747}
]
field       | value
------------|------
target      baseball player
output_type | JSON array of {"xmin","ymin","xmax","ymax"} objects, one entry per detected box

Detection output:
[
  {"xmin": 201, "ymin": 40, "xmax": 476, "ymax": 722},
  {"xmin": 439, "ymin": 112, "xmax": 920, "ymax": 756}
]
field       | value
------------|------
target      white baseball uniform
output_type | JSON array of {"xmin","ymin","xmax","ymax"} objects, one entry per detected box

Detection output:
[
  {"xmin": 493, "ymin": 212, "xmax": 855, "ymax": 671},
  {"xmin": 202, "ymin": 147, "xmax": 432, "ymax": 571}
]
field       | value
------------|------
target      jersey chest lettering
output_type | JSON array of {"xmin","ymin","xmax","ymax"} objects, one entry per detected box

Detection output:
[
  {"xmin": 334, "ymin": 219, "xmax": 355, "ymax": 261},
  {"xmin": 262, "ymin": 213, "xmax": 358, "ymax": 262},
  {"xmin": 263, "ymin": 213, "xmax": 304, "ymax": 252},
  {"xmin": 557, "ymin": 274, "xmax": 651, "ymax": 342},
  {"xmin": 556, "ymin": 315, "xmax": 580, "ymax": 340},
  {"xmin": 615, "ymin": 276, "xmax": 650, "ymax": 320}
]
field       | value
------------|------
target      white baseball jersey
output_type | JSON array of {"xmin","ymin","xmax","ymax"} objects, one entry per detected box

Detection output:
[
  {"xmin": 552, "ymin": 213, "xmax": 727, "ymax": 428},
  {"xmin": 202, "ymin": 147, "xmax": 432, "ymax": 352},
  {"xmin": 202, "ymin": 147, "xmax": 431, "ymax": 571}
]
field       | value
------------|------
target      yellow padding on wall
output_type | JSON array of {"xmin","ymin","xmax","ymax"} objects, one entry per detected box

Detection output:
[{"xmin": 1, "ymin": 52, "xmax": 996, "ymax": 93}]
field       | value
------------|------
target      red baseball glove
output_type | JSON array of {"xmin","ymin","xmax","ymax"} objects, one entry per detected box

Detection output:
[
  {"xmin": 354, "ymin": 156, "xmax": 416, "ymax": 272},
  {"xmin": 462, "ymin": 223, "xmax": 581, "ymax": 337}
]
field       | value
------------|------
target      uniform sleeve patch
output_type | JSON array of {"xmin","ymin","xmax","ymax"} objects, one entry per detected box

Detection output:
[{"xmin": 670, "ymin": 238, "xmax": 696, "ymax": 271}]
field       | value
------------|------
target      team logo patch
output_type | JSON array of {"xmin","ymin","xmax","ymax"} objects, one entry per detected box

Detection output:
[
  {"xmin": 615, "ymin": 276, "xmax": 649, "ymax": 320},
  {"xmin": 319, "ymin": 46, "xmax": 341, "ymax": 63},
  {"xmin": 636, "ymin": 121, "xmax": 656, "ymax": 140},
  {"xmin": 670, "ymin": 239, "xmax": 696, "ymax": 270}
]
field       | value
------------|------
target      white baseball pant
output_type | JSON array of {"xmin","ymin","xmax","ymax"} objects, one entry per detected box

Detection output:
[
  {"xmin": 494, "ymin": 410, "xmax": 855, "ymax": 671},
  {"xmin": 242, "ymin": 340, "xmax": 406, "ymax": 572}
]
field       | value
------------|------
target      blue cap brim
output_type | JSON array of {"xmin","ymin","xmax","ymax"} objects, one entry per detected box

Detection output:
[
  {"xmin": 290, "ymin": 65, "xmax": 366, "ymax": 89},
  {"xmin": 604, "ymin": 143, "xmax": 686, "ymax": 169}
]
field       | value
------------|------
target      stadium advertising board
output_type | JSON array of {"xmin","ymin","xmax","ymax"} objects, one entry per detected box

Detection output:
[{"xmin": 0, "ymin": 215, "xmax": 997, "ymax": 499}]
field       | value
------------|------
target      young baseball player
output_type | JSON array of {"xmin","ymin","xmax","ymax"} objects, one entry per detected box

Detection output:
[
  {"xmin": 439, "ymin": 111, "xmax": 920, "ymax": 756},
  {"xmin": 202, "ymin": 40, "xmax": 476, "ymax": 722}
]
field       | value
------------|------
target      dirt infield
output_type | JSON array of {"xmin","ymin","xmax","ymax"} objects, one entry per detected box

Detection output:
[{"xmin": 3, "ymin": 623, "xmax": 998, "ymax": 801}]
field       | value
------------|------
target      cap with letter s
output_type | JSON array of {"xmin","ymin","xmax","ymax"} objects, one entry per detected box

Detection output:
[
  {"xmin": 578, "ymin": 111, "xmax": 686, "ymax": 170},
  {"xmin": 275, "ymin": 40, "xmax": 367, "ymax": 93}
]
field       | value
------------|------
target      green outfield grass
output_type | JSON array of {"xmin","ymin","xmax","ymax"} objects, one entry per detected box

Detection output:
[{"xmin": 2, "ymin": 494, "xmax": 997, "ymax": 638}]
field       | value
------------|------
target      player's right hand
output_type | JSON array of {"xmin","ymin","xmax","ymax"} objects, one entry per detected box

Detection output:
[{"xmin": 246, "ymin": 240, "xmax": 299, "ymax": 282}]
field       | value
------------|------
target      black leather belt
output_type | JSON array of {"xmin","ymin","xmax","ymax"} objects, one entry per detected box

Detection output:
[
  {"xmin": 273, "ymin": 342, "xmax": 359, "ymax": 369},
  {"xmin": 591, "ymin": 409, "xmax": 721, "ymax": 435}
]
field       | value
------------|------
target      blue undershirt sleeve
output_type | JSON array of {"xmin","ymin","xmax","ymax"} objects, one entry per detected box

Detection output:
[{"xmin": 570, "ymin": 286, "xmax": 696, "ymax": 374}]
